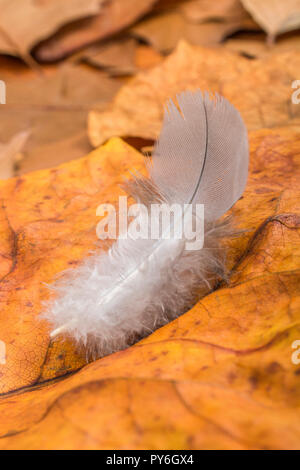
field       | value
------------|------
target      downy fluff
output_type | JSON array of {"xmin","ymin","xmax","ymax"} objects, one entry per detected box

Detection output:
[{"xmin": 44, "ymin": 91, "xmax": 249, "ymax": 357}]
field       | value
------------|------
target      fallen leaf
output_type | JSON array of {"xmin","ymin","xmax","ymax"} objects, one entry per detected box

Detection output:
[
  {"xmin": 0, "ymin": 126, "xmax": 299, "ymax": 449},
  {"xmin": 180, "ymin": 0, "xmax": 252, "ymax": 24},
  {"xmin": 134, "ymin": 45, "xmax": 163, "ymax": 70},
  {"xmin": 81, "ymin": 38, "xmax": 138, "ymax": 76},
  {"xmin": 241, "ymin": 0, "xmax": 300, "ymax": 41},
  {"xmin": 81, "ymin": 38, "xmax": 164, "ymax": 76},
  {"xmin": 88, "ymin": 41, "xmax": 300, "ymax": 146},
  {"xmin": 16, "ymin": 130, "xmax": 92, "ymax": 176},
  {"xmin": 130, "ymin": 11, "xmax": 256, "ymax": 53},
  {"xmin": 34, "ymin": 0, "xmax": 158, "ymax": 62},
  {"xmin": 0, "ymin": 0, "xmax": 103, "ymax": 59},
  {"xmin": 224, "ymin": 31, "xmax": 300, "ymax": 59},
  {"xmin": 0, "ymin": 137, "xmax": 145, "ymax": 395},
  {"xmin": 0, "ymin": 132, "xmax": 29, "ymax": 179},
  {"xmin": 153, "ymin": 0, "xmax": 187, "ymax": 11},
  {"xmin": 0, "ymin": 62, "xmax": 121, "ymax": 173},
  {"xmin": 2, "ymin": 63, "xmax": 120, "ymax": 107}
]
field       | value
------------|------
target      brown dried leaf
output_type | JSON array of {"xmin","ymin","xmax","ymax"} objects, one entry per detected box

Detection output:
[
  {"xmin": 0, "ymin": 0, "xmax": 103, "ymax": 58},
  {"xmin": 225, "ymin": 32, "xmax": 300, "ymax": 59},
  {"xmin": 81, "ymin": 38, "xmax": 138, "ymax": 76},
  {"xmin": 180, "ymin": 0, "xmax": 252, "ymax": 24},
  {"xmin": 88, "ymin": 41, "xmax": 300, "ymax": 146},
  {"xmin": 81, "ymin": 39, "xmax": 164, "ymax": 77},
  {"xmin": 241, "ymin": 0, "xmax": 300, "ymax": 40},
  {"xmin": 34, "ymin": 0, "xmax": 158, "ymax": 62},
  {"xmin": 0, "ymin": 132, "xmax": 29, "ymax": 179},
  {"xmin": 134, "ymin": 45, "xmax": 164, "ymax": 70},
  {"xmin": 130, "ymin": 11, "xmax": 256, "ymax": 53},
  {"xmin": 152, "ymin": 0, "xmax": 188, "ymax": 11},
  {"xmin": 0, "ymin": 63, "xmax": 121, "ymax": 173}
]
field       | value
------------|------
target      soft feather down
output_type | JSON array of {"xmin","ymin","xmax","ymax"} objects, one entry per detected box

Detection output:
[{"xmin": 43, "ymin": 91, "xmax": 248, "ymax": 357}]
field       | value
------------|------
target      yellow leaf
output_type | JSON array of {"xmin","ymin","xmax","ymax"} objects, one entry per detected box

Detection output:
[
  {"xmin": 0, "ymin": 126, "xmax": 299, "ymax": 449},
  {"xmin": 0, "ymin": 138, "xmax": 145, "ymax": 394}
]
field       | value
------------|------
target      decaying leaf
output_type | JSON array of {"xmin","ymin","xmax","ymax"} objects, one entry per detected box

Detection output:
[
  {"xmin": 88, "ymin": 41, "xmax": 300, "ymax": 147},
  {"xmin": 80, "ymin": 39, "xmax": 164, "ymax": 76},
  {"xmin": 34, "ymin": 0, "xmax": 158, "ymax": 62},
  {"xmin": 134, "ymin": 45, "xmax": 163, "ymax": 70},
  {"xmin": 224, "ymin": 32, "xmax": 300, "ymax": 59},
  {"xmin": 241, "ymin": 0, "xmax": 300, "ymax": 41},
  {"xmin": 0, "ymin": 131, "xmax": 29, "ymax": 179},
  {"xmin": 0, "ymin": 63, "xmax": 121, "ymax": 173},
  {"xmin": 130, "ymin": 10, "xmax": 257, "ymax": 53},
  {"xmin": 0, "ymin": 138, "xmax": 145, "ymax": 394},
  {"xmin": 0, "ymin": 127, "xmax": 299, "ymax": 449},
  {"xmin": 0, "ymin": 0, "xmax": 103, "ymax": 58},
  {"xmin": 1, "ymin": 63, "xmax": 120, "ymax": 107},
  {"xmin": 180, "ymin": 0, "xmax": 252, "ymax": 24},
  {"xmin": 81, "ymin": 38, "xmax": 137, "ymax": 76},
  {"xmin": 152, "ymin": 0, "xmax": 186, "ymax": 12}
]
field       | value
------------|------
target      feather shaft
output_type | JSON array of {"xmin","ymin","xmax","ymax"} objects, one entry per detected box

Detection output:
[{"xmin": 44, "ymin": 90, "xmax": 249, "ymax": 356}]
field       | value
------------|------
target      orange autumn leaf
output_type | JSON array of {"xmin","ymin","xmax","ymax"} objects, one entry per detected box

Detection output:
[
  {"xmin": 0, "ymin": 138, "xmax": 145, "ymax": 394},
  {"xmin": 0, "ymin": 127, "xmax": 299, "ymax": 449},
  {"xmin": 88, "ymin": 41, "xmax": 300, "ymax": 147}
]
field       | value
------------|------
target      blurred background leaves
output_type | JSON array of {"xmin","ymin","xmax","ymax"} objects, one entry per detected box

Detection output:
[{"xmin": 0, "ymin": 0, "xmax": 299, "ymax": 177}]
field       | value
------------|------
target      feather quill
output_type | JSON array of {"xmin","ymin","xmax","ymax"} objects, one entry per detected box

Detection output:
[{"xmin": 44, "ymin": 91, "xmax": 248, "ymax": 357}]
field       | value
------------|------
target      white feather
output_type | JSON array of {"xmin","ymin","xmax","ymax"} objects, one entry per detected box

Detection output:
[{"xmin": 44, "ymin": 91, "xmax": 249, "ymax": 357}]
